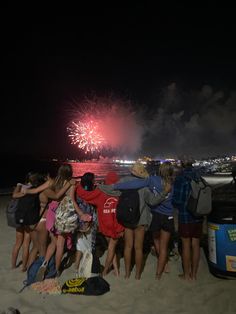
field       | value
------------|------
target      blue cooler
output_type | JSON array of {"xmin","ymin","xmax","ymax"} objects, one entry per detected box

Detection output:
[{"xmin": 207, "ymin": 201, "xmax": 236, "ymax": 279}]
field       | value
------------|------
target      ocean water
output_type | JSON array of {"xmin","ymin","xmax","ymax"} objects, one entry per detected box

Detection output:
[
  {"xmin": 0, "ymin": 158, "xmax": 131, "ymax": 190},
  {"xmin": 69, "ymin": 161, "xmax": 131, "ymax": 181},
  {"xmin": 0, "ymin": 156, "xmax": 233, "ymax": 193}
]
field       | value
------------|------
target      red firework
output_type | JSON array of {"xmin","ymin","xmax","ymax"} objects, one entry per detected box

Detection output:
[
  {"xmin": 67, "ymin": 97, "xmax": 143, "ymax": 155},
  {"xmin": 67, "ymin": 119, "xmax": 106, "ymax": 154}
]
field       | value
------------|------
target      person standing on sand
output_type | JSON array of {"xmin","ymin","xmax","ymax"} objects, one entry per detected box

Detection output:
[
  {"xmin": 22, "ymin": 165, "xmax": 78, "ymax": 268},
  {"xmin": 74, "ymin": 172, "xmax": 98, "ymax": 277},
  {"xmin": 11, "ymin": 172, "xmax": 42, "ymax": 271},
  {"xmin": 24, "ymin": 164, "xmax": 91, "ymax": 277},
  {"xmin": 172, "ymin": 159, "xmax": 203, "ymax": 281},
  {"xmin": 76, "ymin": 171, "xmax": 124, "ymax": 277},
  {"xmin": 111, "ymin": 162, "xmax": 174, "ymax": 280},
  {"xmin": 103, "ymin": 162, "xmax": 172, "ymax": 280}
]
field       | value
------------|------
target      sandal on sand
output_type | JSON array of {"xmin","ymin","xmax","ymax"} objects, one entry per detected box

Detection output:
[{"xmin": 36, "ymin": 261, "xmax": 48, "ymax": 282}]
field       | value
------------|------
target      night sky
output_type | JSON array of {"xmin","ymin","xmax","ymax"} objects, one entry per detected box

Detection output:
[{"xmin": 2, "ymin": 4, "xmax": 236, "ymax": 159}]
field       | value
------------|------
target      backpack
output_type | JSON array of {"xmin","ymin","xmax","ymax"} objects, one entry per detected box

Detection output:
[
  {"xmin": 6, "ymin": 198, "xmax": 21, "ymax": 228},
  {"xmin": 77, "ymin": 196, "xmax": 96, "ymax": 232},
  {"xmin": 54, "ymin": 196, "xmax": 79, "ymax": 233},
  {"xmin": 15, "ymin": 194, "xmax": 40, "ymax": 226},
  {"xmin": 20, "ymin": 255, "xmax": 56, "ymax": 292},
  {"xmin": 62, "ymin": 276, "xmax": 110, "ymax": 295},
  {"xmin": 116, "ymin": 189, "xmax": 140, "ymax": 229},
  {"xmin": 187, "ymin": 177, "xmax": 212, "ymax": 217}
]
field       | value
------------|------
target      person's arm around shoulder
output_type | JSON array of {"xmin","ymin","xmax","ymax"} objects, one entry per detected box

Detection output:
[
  {"xmin": 69, "ymin": 184, "xmax": 92, "ymax": 222},
  {"xmin": 144, "ymin": 181, "xmax": 172, "ymax": 206},
  {"xmin": 97, "ymin": 184, "xmax": 121, "ymax": 196},
  {"xmin": 12, "ymin": 183, "xmax": 25, "ymax": 198},
  {"xmin": 44, "ymin": 179, "xmax": 75, "ymax": 200},
  {"xmin": 113, "ymin": 177, "xmax": 149, "ymax": 190},
  {"xmin": 23, "ymin": 179, "xmax": 53, "ymax": 195}
]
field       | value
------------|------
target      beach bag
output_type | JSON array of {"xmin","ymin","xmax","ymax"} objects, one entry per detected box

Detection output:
[
  {"xmin": 77, "ymin": 196, "xmax": 95, "ymax": 230},
  {"xmin": 187, "ymin": 177, "xmax": 212, "ymax": 217},
  {"xmin": 6, "ymin": 198, "xmax": 21, "ymax": 228},
  {"xmin": 54, "ymin": 196, "xmax": 79, "ymax": 233},
  {"xmin": 116, "ymin": 189, "xmax": 140, "ymax": 228},
  {"xmin": 20, "ymin": 255, "xmax": 56, "ymax": 292},
  {"xmin": 78, "ymin": 250, "xmax": 93, "ymax": 278},
  {"xmin": 46, "ymin": 201, "xmax": 59, "ymax": 232},
  {"xmin": 62, "ymin": 276, "xmax": 110, "ymax": 295},
  {"xmin": 15, "ymin": 194, "xmax": 40, "ymax": 226}
]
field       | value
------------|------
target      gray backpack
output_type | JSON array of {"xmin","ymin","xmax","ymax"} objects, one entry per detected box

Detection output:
[
  {"xmin": 187, "ymin": 177, "xmax": 212, "ymax": 217},
  {"xmin": 6, "ymin": 199, "xmax": 21, "ymax": 228}
]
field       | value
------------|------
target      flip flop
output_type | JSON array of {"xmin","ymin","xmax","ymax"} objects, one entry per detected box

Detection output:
[{"xmin": 36, "ymin": 263, "xmax": 48, "ymax": 282}]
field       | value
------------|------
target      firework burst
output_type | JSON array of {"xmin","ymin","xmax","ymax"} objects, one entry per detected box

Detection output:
[
  {"xmin": 67, "ymin": 96, "xmax": 144, "ymax": 155},
  {"xmin": 67, "ymin": 120, "xmax": 106, "ymax": 154}
]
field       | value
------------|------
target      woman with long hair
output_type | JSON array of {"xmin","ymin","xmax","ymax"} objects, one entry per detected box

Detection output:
[
  {"xmin": 150, "ymin": 162, "xmax": 174, "ymax": 279},
  {"xmin": 23, "ymin": 164, "xmax": 76, "ymax": 268},
  {"xmin": 11, "ymin": 171, "xmax": 43, "ymax": 271},
  {"xmin": 111, "ymin": 161, "xmax": 173, "ymax": 279}
]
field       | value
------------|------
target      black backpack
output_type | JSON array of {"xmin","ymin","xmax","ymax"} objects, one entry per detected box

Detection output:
[
  {"xmin": 116, "ymin": 189, "xmax": 140, "ymax": 229},
  {"xmin": 15, "ymin": 194, "xmax": 40, "ymax": 226},
  {"xmin": 62, "ymin": 276, "xmax": 110, "ymax": 295}
]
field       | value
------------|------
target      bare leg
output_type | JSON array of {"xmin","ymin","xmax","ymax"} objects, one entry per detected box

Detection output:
[
  {"xmin": 102, "ymin": 237, "xmax": 118, "ymax": 276},
  {"xmin": 124, "ymin": 228, "xmax": 134, "ymax": 279},
  {"xmin": 112, "ymin": 253, "xmax": 119, "ymax": 276},
  {"xmin": 191, "ymin": 237, "xmax": 200, "ymax": 280},
  {"xmin": 44, "ymin": 233, "xmax": 57, "ymax": 261},
  {"xmin": 35, "ymin": 233, "xmax": 57, "ymax": 282},
  {"xmin": 153, "ymin": 231, "xmax": 170, "ymax": 274},
  {"xmin": 180, "ymin": 237, "xmax": 192, "ymax": 280},
  {"xmin": 11, "ymin": 227, "xmax": 24, "ymax": 269},
  {"xmin": 153, "ymin": 231, "xmax": 160, "ymax": 257},
  {"xmin": 27, "ymin": 228, "xmax": 39, "ymax": 268},
  {"xmin": 21, "ymin": 229, "xmax": 31, "ymax": 271},
  {"xmin": 55, "ymin": 234, "xmax": 66, "ymax": 272},
  {"xmin": 156, "ymin": 230, "xmax": 171, "ymax": 279},
  {"xmin": 134, "ymin": 225, "xmax": 145, "ymax": 280},
  {"xmin": 36, "ymin": 221, "xmax": 48, "ymax": 257}
]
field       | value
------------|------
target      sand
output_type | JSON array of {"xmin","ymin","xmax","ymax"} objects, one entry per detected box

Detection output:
[{"xmin": 0, "ymin": 195, "xmax": 236, "ymax": 314}]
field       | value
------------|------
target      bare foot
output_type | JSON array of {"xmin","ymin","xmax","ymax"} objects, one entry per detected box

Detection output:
[
  {"xmin": 124, "ymin": 273, "xmax": 131, "ymax": 279},
  {"xmin": 135, "ymin": 274, "xmax": 141, "ymax": 280},
  {"xmin": 164, "ymin": 263, "xmax": 170, "ymax": 273},
  {"xmin": 112, "ymin": 269, "xmax": 120, "ymax": 277},
  {"xmin": 155, "ymin": 273, "xmax": 162, "ymax": 280},
  {"xmin": 178, "ymin": 274, "xmax": 192, "ymax": 281}
]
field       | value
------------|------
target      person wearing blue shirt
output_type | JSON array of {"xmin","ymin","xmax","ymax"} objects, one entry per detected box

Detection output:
[
  {"xmin": 113, "ymin": 161, "xmax": 174, "ymax": 280},
  {"xmin": 172, "ymin": 159, "xmax": 203, "ymax": 281}
]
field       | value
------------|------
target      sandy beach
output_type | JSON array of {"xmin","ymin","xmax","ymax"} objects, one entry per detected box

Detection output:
[{"xmin": 0, "ymin": 194, "xmax": 236, "ymax": 314}]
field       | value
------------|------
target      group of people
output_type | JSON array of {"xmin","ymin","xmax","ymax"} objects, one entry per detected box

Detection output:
[{"xmin": 10, "ymin": 158, "xmax": 203, "ymax": 282}]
